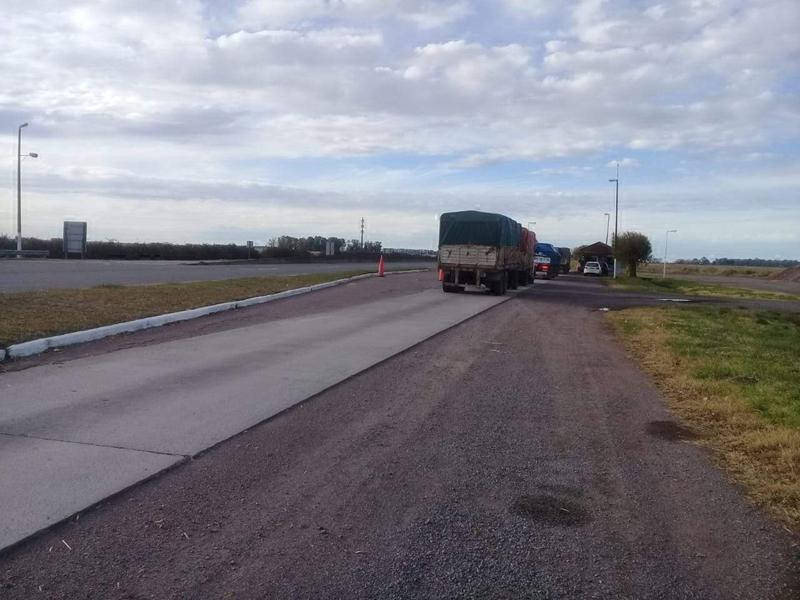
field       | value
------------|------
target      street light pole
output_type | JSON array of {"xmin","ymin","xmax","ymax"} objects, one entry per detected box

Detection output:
[
  {"xmin": 608, "ymin": 162, "xmax": 619, "ymax": 278},
  {"xmin": 663, "ymin": 229, "xmax": 677, "ymax": 279},
  {"xmin": 15, "ymin": 123, "xmax": 38, "ymax": 257},
  {"xmin": 16, "ymin": 123, "xmax": 28, "ymax": 256},
  {"xmin": 603, "ymin": 212, "xmax": 610, "ymax": 245}
]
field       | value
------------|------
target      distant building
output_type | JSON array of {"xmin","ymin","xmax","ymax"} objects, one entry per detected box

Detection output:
[{"xmin": 574, "ymin": 242, "xmax": 614, "ymax": 273}]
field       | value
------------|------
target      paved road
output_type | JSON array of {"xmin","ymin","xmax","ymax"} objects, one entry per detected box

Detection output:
[
  {"xmin": 0, "ymin": 276, "xmax": 506, "ymax": 550},
  {"xmin": 0, "ymin": 274, "xmax": 797, "ymax": 598},
  {"xmin": 0, "ymin": 259, "xmax": 434, "ymax": 292}
]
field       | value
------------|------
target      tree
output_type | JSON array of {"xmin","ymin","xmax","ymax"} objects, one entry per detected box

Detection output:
[{"xmin": 614, "ymin": 231, "xmax": 652, "ymax": 277}]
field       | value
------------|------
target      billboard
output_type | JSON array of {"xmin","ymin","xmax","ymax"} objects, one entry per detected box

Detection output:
[{"xmin": 63, "ymin": 221, "xmax": 87, "ymax": 258}]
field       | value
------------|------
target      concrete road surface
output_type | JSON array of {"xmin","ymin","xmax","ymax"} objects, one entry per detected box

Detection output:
[
  {"xmin": 0, "ymin": 258, "xmax": 434, "ymax": 292},
  {"xmin": 0, "ymin": 274, "xmax": 797, "ymax": 599},
  {"xmin": 0, "ymin": 281, "xmax": 506, "ymax": 550}
]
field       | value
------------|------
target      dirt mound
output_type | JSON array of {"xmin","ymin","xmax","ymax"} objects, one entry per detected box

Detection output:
[{"xmin": 774, "ymin": 266, "xmax": 800, "ymax": 282}]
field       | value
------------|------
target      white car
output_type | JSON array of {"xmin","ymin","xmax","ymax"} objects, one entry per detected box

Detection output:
[{"xmin": 583, "ymin": 261, "xmax": 602, "ymax": 276}]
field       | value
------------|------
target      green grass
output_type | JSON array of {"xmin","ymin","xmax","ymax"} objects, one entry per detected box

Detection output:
[
  {"xmin": 0, "ymin": 271, "xmax": 372, "ymax": 347},
  {"xmin": 609, "ymin": 306, "xmax": 800, "ymax": 526},
  {"xmin": 666, "ymin": 307, "xmax": 800, "ymax": 428},
  {"xmin": 608, "ymin": 274, "xmax": 800, "ymax": 302}
]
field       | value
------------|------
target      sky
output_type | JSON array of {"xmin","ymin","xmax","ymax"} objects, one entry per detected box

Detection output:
[{"xmin": 0, "ymin": 0, "xmax": 798, "ymax": 259}]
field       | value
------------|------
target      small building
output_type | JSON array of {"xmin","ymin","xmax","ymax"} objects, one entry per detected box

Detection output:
[{"xmin": 574, "ymin": 242, "xmax": 614, "ymax": 273}]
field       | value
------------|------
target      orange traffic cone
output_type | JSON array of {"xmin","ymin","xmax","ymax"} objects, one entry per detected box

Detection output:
[
  {"xmin": 438, "ymin": 269, "xmax": 444, "ymax": 282},
  {"xmin": 378, "ymin": 255, "xmax": 385, "ymax": 277}
]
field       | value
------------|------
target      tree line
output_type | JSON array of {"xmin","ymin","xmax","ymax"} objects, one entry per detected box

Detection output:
[
  {"xmin": 267, "ymin": 236, "xmax": 382, "ymax": 254},
  {"xmin": 675, "ymin": 257, "xmax": 799, "ymax": 268},
  {"xmin": 0, "ymin": 234, "xmax": 399, "ymax": 261}
]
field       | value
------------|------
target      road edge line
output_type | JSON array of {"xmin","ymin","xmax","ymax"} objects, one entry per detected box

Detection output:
[{"xmin": 1, "ymin": 269, "xmax": 430, "ymax": 361}]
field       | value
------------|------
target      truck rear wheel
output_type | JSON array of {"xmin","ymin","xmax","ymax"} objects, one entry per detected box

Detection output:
[
  {"xmin": 508, "ymin": 270, "xmax": 518, "ymax": 290},
  {"xmin": 442, "ymin": 283, "xmax": 462, "ymax": 293}
]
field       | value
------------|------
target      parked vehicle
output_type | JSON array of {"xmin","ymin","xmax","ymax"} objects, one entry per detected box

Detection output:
[
  {"xmin": 557, "ymin": 247, "xmax": 571, "ymax": 273},
  {"xmin": 534, "ymin": 243, "xmax": 562, "ymax": 279},
  {"xmin": 438, "ymin": 211, "xmax": 536, "ymax": 295},
  {"xmin": 583, "ymin": 261, "xmax": 602, "ymax": 276}
]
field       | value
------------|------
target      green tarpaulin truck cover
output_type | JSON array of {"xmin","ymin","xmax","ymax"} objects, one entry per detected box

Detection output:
[{"xmin": 439, "ymin": 211, "xmax": 522, "ymax": 247}]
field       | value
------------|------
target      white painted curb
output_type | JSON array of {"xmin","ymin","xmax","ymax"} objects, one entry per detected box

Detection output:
[{"xmin": 2, "ymin": 269, "xmax": 430, "ymax": 361}]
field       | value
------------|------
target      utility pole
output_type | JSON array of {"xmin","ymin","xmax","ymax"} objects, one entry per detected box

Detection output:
[
  {"xmin": 663, "ymin": 229, "xmax": 677, "ymax": 279},
  {"xmin": 608, "ymin": 162, "xmax": 619, "ymax": 278},
  {"xmin": 360, "ymin": 217, "xmax": 365, "ymax": 249},
  {"xmin": 603, "ymin": 212, "xmax": 610, "ymax": 245}
]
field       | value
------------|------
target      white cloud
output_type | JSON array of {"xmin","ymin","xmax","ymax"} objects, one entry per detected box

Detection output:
[
  {"xmin": 502, "ymin": 0, "xmax": 561, "ymax": 19},
  {"xmin": 237, "ymin": 0, "xmax": 472, "ymax": 29},
  {"xmin": 0, "ymin": 0, "xmax": 798, "ymax": 256},
  {"xmin": 532, "ymin": 166, "xmax": 593, "ymax": 176},
  {"xmin": 607, "ymin": 158, "xmax": 640, "ymax": 168}
]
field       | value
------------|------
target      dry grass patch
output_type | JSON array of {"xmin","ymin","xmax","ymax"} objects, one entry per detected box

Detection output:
[
  {"xmin": 609, "ymin": 306, "xmax": 800, "ymax": 527},
  {"xmin": 0, "ymin": 272, "xmax": 370, "ymax": 347},
  {"xmin": 608, "ymin": 275, "xmax": 800, "ymax": 302},
  {"xmin": 638, "ymin": 263, "xmax": 783, "ymax": 278}
]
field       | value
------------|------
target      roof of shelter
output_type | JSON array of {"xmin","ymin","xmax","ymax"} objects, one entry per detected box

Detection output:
[{"xmin": 576, "ymin": 242, "xmax": 613, "ymax": 256}]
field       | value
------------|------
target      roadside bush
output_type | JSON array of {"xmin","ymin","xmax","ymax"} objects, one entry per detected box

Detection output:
[{"xmin": 614, "ymin": 232, "xmax": 653, "ymax": 278}]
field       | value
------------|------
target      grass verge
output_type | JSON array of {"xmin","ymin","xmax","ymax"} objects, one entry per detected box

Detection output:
[
  {"xmin": 609, "ymin": 274, "xmax": 800, "ymax": 302},
  {"xmin": 637, "ymin": 263, "xmax": 783, "ymax": 278},
  {"xmin": 608, "ymin": 306, "xmax": 800, "ymax": 526},
  {"xmin": 0, "ymin": 271, "xmax": 372, "ymax": 347}
]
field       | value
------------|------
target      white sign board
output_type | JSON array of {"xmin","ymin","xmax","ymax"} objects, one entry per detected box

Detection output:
[{"xmin": 63, "ymin": 221, "xmax": 87, "ymax": 258}]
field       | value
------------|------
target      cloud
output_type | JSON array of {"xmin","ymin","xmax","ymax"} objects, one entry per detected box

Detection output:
[
  {"xmin": 532, "ymin": 166, "xmax": 593, "ymax": 177},
  {"xmin": 0, "ymin": 0, "xmax": 798, "ymax": 257},
  {"xmin": 237, "ymin": 0, "xmax": 472, "ymax": 29},
  {"xmin": 607, "ymin": 158, "xmax": 639, "ymax": 168}
]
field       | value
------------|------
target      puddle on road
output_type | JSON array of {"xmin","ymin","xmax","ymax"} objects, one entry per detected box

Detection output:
[
  {"xmin": 512, "ymin": 494, "xmax": 589, "ymax": 526},
  {"xmin": 646, "ymin": 420, "xmax": 700, "ymax": 441}
]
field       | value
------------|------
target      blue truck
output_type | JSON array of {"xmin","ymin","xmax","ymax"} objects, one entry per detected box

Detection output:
[{"xmin": 533, "ymin": 243, "xmax": 562, "ymax": 279}]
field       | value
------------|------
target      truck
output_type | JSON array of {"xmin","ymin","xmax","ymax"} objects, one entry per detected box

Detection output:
[
  {"xmin": 438, "ymin": 210, "xmax": 536, "ymax": 295},
  {"xmin": 533, "ymin": 242, "xmax": 562, "ymax": 279},
  {"xmin": 557, "ymin": 247, "xmax": 571, "ymax": 273}
]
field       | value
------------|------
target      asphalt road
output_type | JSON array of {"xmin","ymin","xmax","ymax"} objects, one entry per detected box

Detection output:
[
  {"xmin": 0, "ymin": 259, "xmax": 435, "ymax": 292},
  {"xmin": 1, "ymin": 274, "xmax": 798, "ymax": 599}
]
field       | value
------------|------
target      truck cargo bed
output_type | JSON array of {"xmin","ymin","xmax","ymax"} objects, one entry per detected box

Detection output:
[{"xmin": 439, "ymin": 245, "xmax": 501, "ymax": 269}]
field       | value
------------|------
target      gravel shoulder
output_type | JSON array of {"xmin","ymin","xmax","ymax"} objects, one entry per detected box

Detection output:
[{"xmin": 1, "ymin": 288, "xmax": 796, "ymax": 599}]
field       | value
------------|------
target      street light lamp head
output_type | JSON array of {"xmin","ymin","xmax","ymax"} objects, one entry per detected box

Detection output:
[
  {"xmin": 28, "ymin": 152, "xmax": 38, "ymax": 158},
  {"xmin": 608, "ymin": 178, "xmax": 617, "ymax": 182},
  {"xmin": 20, "ymin": 122, "xmax": 28, "ymax": 129}
]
